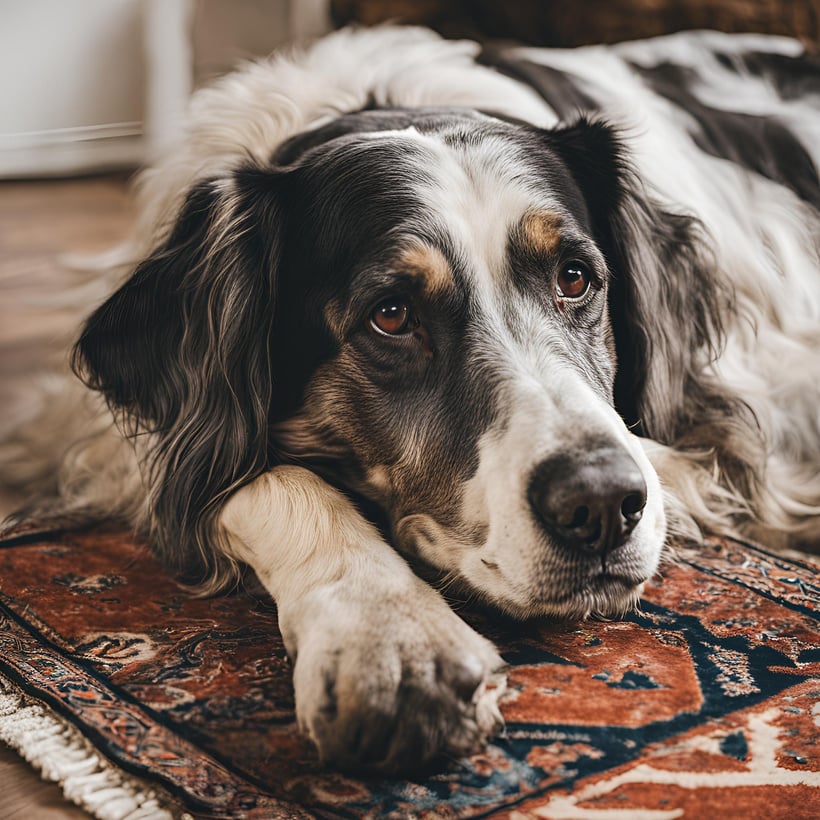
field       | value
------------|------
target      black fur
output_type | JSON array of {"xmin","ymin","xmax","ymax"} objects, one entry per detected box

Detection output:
[
  {"xmin": 632, "ymin": 60, "xmax": 820, "ymax": 210},
  {"xmin": 716, "ymin": 49, "xmax": 820, "ymax": 102},
  {"xmin": 74, "ymin": 172, "xmax": 282, "ymax": 581},
  {"xmin": 478, "ymin": 47, "xmax": 600, "ymax": 120}
]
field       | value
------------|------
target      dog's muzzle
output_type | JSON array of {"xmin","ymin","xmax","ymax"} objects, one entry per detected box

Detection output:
[{"xmin": 527, "ymin": 445, "xmax": 647, "ymax": 558}]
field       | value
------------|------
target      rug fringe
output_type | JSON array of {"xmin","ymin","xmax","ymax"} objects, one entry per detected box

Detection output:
[{"xmin": 0, "ymin": 671, "xmax": 186, "ymax": 819}]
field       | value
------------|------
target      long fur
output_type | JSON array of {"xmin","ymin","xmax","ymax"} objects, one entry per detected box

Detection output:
[{"xmin": 3, "ymin": 26, "xmax": 819, "ymax": 582}]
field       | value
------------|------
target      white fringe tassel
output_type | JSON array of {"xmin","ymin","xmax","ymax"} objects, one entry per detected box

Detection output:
[{"xmin": 0, "ymin": 671, "xmax": 185, "ymax": 819}]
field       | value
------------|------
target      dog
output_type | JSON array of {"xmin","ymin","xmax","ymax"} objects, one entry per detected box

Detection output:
[{"xmin": 2, "ymin": 26, "xmax": 819, "ymax": 774}]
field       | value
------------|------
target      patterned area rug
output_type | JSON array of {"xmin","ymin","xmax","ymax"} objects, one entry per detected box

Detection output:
[{"xmin": 0, "ymin": 526, "xmax": 817, "ymax": 818}]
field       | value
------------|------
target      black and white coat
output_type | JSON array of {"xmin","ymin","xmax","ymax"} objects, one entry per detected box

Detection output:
[{"xmin": 4, "ymin": 27, "xmax": 819, "ymax": 773}]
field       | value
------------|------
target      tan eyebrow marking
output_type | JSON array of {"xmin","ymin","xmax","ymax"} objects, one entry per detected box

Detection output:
[
  {"xmin": 398, "ymin": 243, "xmax": 454, "ymax": 294},
  {"xmin": 521, "ymin": 211, "xmax": 563, "ymax": 257},
  {"xmin": 323, "ymin": 244, "xmax": 454, "ymax": 337}
]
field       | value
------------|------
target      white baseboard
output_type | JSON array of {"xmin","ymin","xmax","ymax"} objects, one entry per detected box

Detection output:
[{"xmin": 0, "ymin": 123, "xmax": 145, "ymax": 178}]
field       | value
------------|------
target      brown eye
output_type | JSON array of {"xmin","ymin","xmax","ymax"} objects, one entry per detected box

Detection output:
[
  {"xmin": 370, "ymin": 299, "xmax": 413, "ymax": 336},
  {"xmin": 557, "ymin": 263, "xmax": 592, "ymax": 299}
]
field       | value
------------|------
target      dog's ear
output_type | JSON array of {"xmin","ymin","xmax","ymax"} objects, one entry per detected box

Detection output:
[
  {"xmin": 73, "ymin": 169, "xmax": 282, "ymax": 584},
  {"xmin": 548, "ymin": 118, "xmax": 732, "ymax": 437},
  {"xmin": 547, "ymin": 118, "xmax": 763, "ymax": 498}
]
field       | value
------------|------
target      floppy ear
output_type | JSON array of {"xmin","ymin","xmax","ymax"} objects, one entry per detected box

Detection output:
[
  {"xmin": 548, "ymin": 119, "xmax": 763, "ymax": 493},
  {"xmin": 73, "ymin": 169, "xmax": 282, "ymax": 585}
]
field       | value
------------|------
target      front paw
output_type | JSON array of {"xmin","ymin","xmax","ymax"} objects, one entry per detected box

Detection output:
[{"xmin": 285, "ymin": 584, "xmax": 506, "ymax": 774}]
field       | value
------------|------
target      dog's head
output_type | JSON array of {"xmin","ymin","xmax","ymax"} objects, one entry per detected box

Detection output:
[{"xmin": 75, "ymin": 108, "xmax": 730, "ymax": 616}]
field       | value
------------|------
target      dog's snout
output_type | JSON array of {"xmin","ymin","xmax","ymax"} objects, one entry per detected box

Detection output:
[{"xmin": 528, "ymin": 447, "xmax": 648, "ymax": 556}]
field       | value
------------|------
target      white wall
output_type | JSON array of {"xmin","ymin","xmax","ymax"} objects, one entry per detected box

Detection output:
[
  {"xmin": 0, "ymin": 0, "xmax": 147, "ymax": 176},
  {"xmin": 0, "ymin": 0, "xmax": 330, "ymax": 178}
]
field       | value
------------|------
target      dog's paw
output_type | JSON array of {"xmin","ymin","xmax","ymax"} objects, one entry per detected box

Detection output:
[{"xmin": 284, "ymin": 583, "xmax": 506, "ymax": 774}]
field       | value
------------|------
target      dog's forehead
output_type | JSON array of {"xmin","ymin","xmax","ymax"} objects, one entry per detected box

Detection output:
[
  {"xmin": 286, "ymin": 114, "xmax": 581, "ymax": 292},
  {"xmin": 406, "ymin": 126, "xmax": 569, "ymax": 280}
]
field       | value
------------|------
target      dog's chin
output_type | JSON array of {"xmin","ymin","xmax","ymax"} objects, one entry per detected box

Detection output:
[
  {"xmin": 396, "ymin": 512, "xmax": 660, "ymax": 621},
  {"xmin": 472, "ymin": 573, "xmax": 648, "ymax": 621}
]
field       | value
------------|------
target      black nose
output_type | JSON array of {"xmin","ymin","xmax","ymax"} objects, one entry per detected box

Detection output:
[{"xmin": 528, "ymin": 447, "xmax": 647, "ymax": 556}]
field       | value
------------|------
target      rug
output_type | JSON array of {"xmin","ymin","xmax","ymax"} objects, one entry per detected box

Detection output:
[{"xmin": 0, "ymin": 526, "xmax": 817, "ymax": 819}]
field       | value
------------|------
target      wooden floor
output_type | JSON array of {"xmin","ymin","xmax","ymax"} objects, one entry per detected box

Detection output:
[
  {"xmin": 0, "ymin": 174, "xmax": 135, "ymax": 819},
  {"xmin": 0, "ymin": 174, "xmax": 134, "ymax": 514}
]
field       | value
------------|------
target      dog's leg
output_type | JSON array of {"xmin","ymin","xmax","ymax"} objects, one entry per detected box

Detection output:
[{"xmin": 220, "ymin": 465, "xmax": 505, "ymax": 773}]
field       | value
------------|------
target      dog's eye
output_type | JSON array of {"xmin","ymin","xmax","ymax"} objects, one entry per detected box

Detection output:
[
  {"xmin": 557, "ymin": 263, "xmax": 592, "ymax": 299},
  {"xmin": 370, "ymin": 299, "xmax": 416, "ymax": 336}
]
